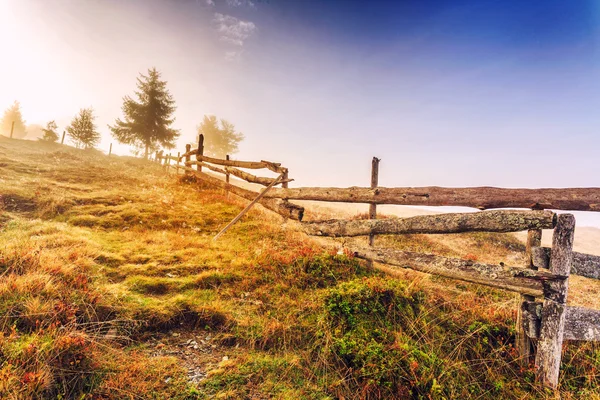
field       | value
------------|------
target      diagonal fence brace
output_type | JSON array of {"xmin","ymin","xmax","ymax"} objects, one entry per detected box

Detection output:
[{"xmin": 213, "ymin": 173, "xmax": 285, "ymax": 241}]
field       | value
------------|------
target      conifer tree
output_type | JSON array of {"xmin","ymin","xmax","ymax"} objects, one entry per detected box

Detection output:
[
  {"xmin": 41, "ymin": 120, "xmax": 59, "ymax": 142},
  {"xmin": 109, "ymin": 68, "xmax": 179, "ymax": 158},
  {"xmin": 0, "ymin": 101, "xmax": 27, "ymax": 138},
  {"xmin": 67, "ymin": 108, "xmax": 101, "ymax": 149}
]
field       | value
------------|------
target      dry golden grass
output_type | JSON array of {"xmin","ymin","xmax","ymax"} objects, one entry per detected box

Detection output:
[{"xmin": 1, "ymin": 136, "xmax": 600, "ymax": 399}]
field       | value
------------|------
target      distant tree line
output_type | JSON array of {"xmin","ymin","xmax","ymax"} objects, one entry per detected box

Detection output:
[{"xmin": 2, "ymin": 67, "xmax": 245, "ymax": 157}]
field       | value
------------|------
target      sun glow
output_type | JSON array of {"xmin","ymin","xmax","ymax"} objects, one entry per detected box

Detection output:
[{"xmin": 0, "ymin": 1, "xmax": 78, "ymax": 127}]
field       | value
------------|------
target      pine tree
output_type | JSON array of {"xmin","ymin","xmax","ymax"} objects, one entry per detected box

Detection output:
[
  {"xmin": 109, "ymin": 68, "xmax": 180, "ymax": 159},
  {"xmin": 0, "ymin": 101, "xmax": 27, "ymax": 138},
  {"xmin": 197, "ymin": 115, "xmax": 244, "ymax": 158},
  {"xmin": 41, "ymin": 120, "xmax": 59, "ymax": 142},
  {"xmin": 67, "ymin": 108, "xmax": 101, "ymax": 149}
]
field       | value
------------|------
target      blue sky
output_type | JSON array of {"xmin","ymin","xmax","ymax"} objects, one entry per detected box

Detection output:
[{"xmin": 1, "ymin": 0, "xmax": 599, "ymax": 223}]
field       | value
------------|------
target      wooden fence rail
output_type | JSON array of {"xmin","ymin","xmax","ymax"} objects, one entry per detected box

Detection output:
[
  {"xmin": 351, "ymin": 245, "xmax": 561, "ymax": 297},
  {"xmin": 303, "ymin": 209, "xmax": 556, "ymax": 237},
  {"xmin": 155, "ymin": 136, "xmax": 600, "ymax": 390},
  {"xmin": 532, "ymin": 247, "xmax": 600, "ymax": 280},
  {"xmin": 261, "ymin": 186, "xmax": 600, "ymax": 212}
]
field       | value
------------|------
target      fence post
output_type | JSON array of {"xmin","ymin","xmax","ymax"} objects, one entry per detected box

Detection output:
[
  {"xmin": 109, "ymin": 143, "xmax": 112, "ymax": 156},
  {"xmin": 516, "ymin": 228, "xmax": 542, "ymax": 364},
  {"xmin": 197, "ymin": 134, "xmax": 204, "ymax": 172},
  {"xmin": 61, "ymin": 131, "xmax": 66, "ymax": 144},
  {"xmin": 176, "ymin": 151, "xmax": 180, "ymax": 174},
  {"xmin": 154, "ymin": 151, "xmax": 159, "ymax": 163},
  {"xmin": 9, "ymin": 121, "xmax": 14, "ymax": 139},
  {"xmin": 225, "ymin": 155, "xmax": 230, "ymax": 183},
  {"xmin": 369, "ymin": 157, "xmax": 380, "ymax": 246},
  {"xmin": 185, "ymin": 144, "xmax": 191, "ymax": 175},
  {"xmin": 282, "ymin": 168, "xmax": 289, "ymax": 189},
  {"xmin": 535, "ymin": 214, "xmax": 575, "ymax": 388}
]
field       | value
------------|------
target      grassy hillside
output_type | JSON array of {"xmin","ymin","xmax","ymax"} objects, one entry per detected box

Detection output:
[{"xmin": 1, "ymin": 137, "xmax": 599, "ymax": 399}]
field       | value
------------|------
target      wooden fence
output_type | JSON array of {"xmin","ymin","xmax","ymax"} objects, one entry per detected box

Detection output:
[{"xmin": 155, "ymin": 135, "xmax": 600, "ymax": 389}]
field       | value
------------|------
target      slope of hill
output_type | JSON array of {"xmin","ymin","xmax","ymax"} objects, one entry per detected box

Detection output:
[{"xmin": 1, "ymin": 137, "xmax": 599, "ymax": 399}]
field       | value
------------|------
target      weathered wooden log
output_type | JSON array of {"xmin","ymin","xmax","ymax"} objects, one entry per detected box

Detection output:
[
  {"xmin": 185, "ymin": 169, "xmax": 304, "ymax": 221},
  {"xmin": 369, "ymin": 157, "xmax": 380, "ymax": 246},
  {"xmin": 522, "ymin": 302, "xmax": 600, "ymax": 342},
  {"xmin": 517, "ymin": 228, "xmax": 543, "ymax": 365},
  {"xmin": 225, "ymin": 167, "xmax": 277, "ymax": 186},
  {"xmin": 521, "ymin": 301, "xmax": 542, "ymax": 341},
  {"xmin": 531, "ymin": 247, "xmax": 600, "ymax": 280},
  {"xmin": 197, "ymin": 135, "xmax": 204, "ymax": 172},
  {"xmin": 263, "ymin": 186, "xmax": 600, "ymax": 212},
  {"xmin": 225, "ymin": 155, "xmax": 231, "ymax": 184},
  {"xmin": 184, "ymin": 144, "xmax": 191, "ymax": 176},
  {"xmin": 183, "ymin": 162, "xmax": 293, "ymax": 186},
  {"xmin": 185, "ymin": 161, "xmax": 227, "ymax": 175},
  {"xmin": 350, "ymin": 245, "xmax": 562, "ymax": 297},
  {"xmin": 214, "ymin": 173, "xmax": 284, "ymax": 241},
  {"xmin": 303, "ymin": 210, "xmax": 556, "ymax": 237},
  {"xmin": 535, "ymin": 214, "xmax": 575, "ymax": 388},
  {"xmin": 179, "ymin": 150, "xmax": 286, "ymax": 174},
  {"xmin": 563, "ymin": 306, "xmax": 600, "ymax": 341}
]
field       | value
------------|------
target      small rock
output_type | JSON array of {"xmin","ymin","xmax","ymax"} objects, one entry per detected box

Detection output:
[
  {"xmin": 164, "ymin": 377, "xmax": 172, "ymax": 384},
  {"xmin": 222, "ymin": 356, "xmax": 229, "ymax": 361}
]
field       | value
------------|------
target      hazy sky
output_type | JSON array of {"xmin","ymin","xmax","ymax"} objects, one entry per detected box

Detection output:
[{"xmin": 1, "ymin": 0, "xmax": 599, "ymax": 224}]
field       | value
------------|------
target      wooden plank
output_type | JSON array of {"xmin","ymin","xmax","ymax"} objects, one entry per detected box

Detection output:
[
  {"xmin": 350, "ymin": 245, "xmax": 562, "ymax": 297},
  {"xmin": 303, "ymin": 210, "xmax": 556, "ymax": 237},
  {"xmin": 263, "ymin": 186, "xmax": 600, "ymax": 212},
  {"xmin": 532, "ymin": 247, "xmax": 600, "ymax": 280},
  {"xmin": 185, "ymin": 169, "xmax": 304, "ymax": 221},
  {"xmin": 535, "ymin": 214, "xmax": 575, "ymax": 388}
]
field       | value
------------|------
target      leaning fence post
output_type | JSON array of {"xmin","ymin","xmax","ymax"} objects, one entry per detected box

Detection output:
[
  {"xmin": 9, "ymin": 121, "xmax": 14, "ymax": 139},
  {"xmin": 535, "ymin": 214, "xmax": 575, "ymax": 388},
  {"xmin": 369, "ymin": 157, "xmax": 380, "ymax": 246},
  {"xmin": 282, "ymin": 168, "xmax": 289, "ymax": 189},
  {"xmin": 185, "ymin": 144, "xmax": 191, "ymax": 174},
  {"xmin": 517, "ymin": 228, "xmax": 543, "ymax": 364},
  {"xmin": 109, "ymin": 143, "xmax": 112, "ymax": 156},
  {"xmin": 61, "ymin": 131, "xmax": 66, "ymax": 144},
  {"xmin": 197, "ymin": 134, "xmax": 204, "ymax": 172}
]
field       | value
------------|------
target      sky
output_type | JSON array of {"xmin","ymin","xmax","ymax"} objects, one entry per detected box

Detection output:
[{"xmin": 1, "ymin": 0, "xmax": 599, "ymax": 225}]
